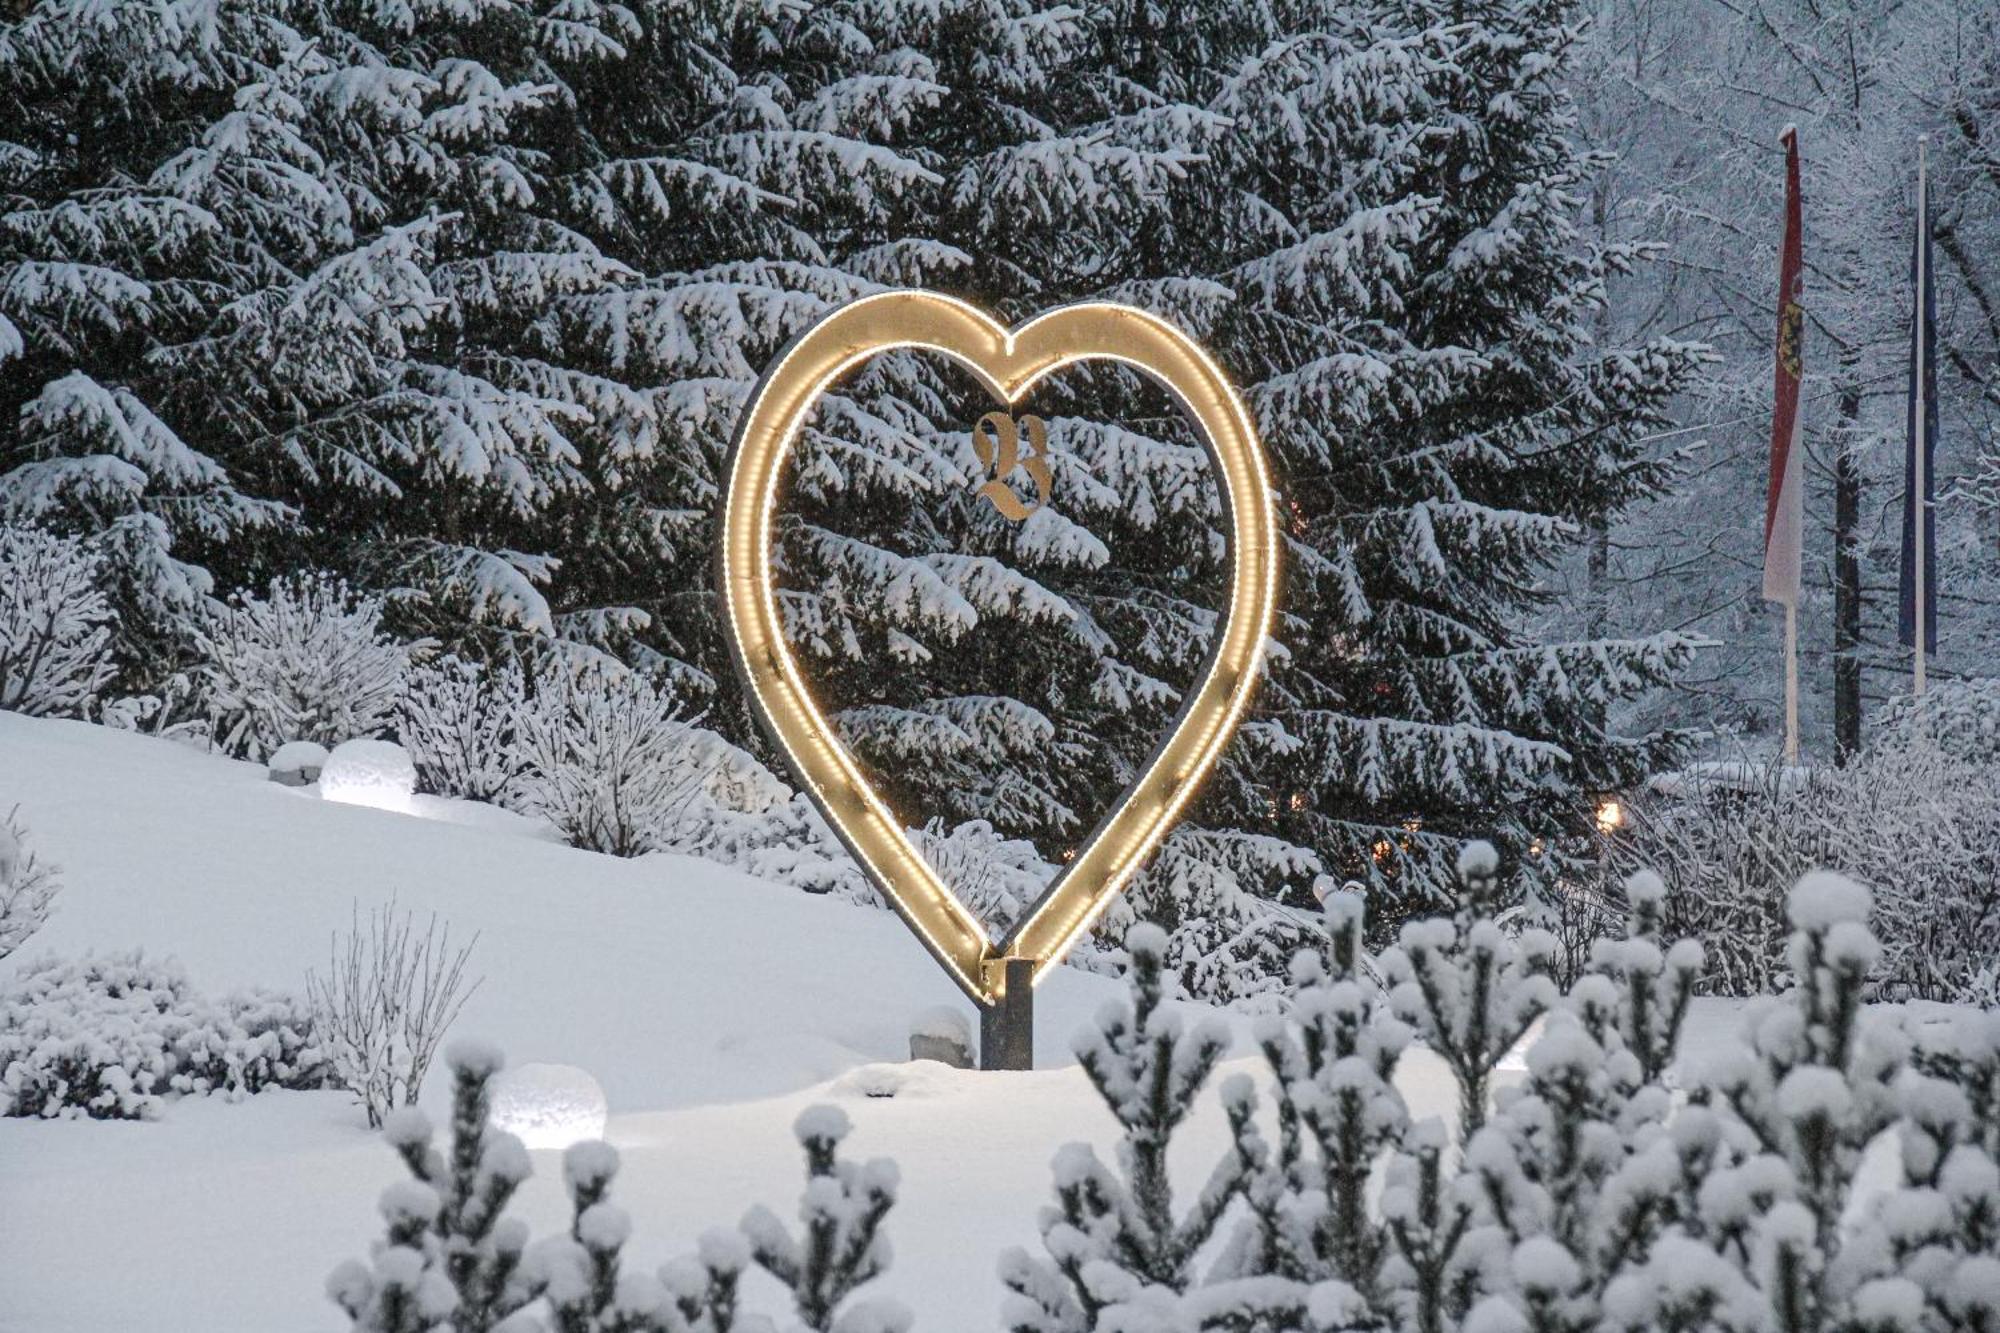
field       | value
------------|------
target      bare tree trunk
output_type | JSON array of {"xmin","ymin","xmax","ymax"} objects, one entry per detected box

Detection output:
[{"xmin": 1833, "ymin": 378, "xmax": 1864, "ymax": 761}]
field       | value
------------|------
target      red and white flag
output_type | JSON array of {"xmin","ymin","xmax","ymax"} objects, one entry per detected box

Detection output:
[{"xmin": 1764, "ymin": 127, "xmax": 1805, "ymax": 606}]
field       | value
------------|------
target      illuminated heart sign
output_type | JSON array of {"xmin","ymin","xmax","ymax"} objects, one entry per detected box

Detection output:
[{"xmin": 718, "ymin": 291, "xmax": 1279, "ymax": 1016}]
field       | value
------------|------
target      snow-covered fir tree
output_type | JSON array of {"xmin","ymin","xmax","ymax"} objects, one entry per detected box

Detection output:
[
  {"xmin": 1187, "ymin": 0, "xmax": 1706, "ymax": 931},
  {"xmin": 1455, "ymin": 870, "xmax": 1706, "ymax": 1330},
  {"xmin": 4, "ymin": 0, "xmax": 1708, "ymax": 989},
  {"xmin": 999, "ymin": 922, "xmax": 1265, "ymax": 1330},
  {"xmin": 328, "ymin": 1040, "xmax": 537, "ymax": 1333}
]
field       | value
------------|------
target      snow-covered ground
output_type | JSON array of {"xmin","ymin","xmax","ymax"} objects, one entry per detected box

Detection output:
[{"xmin": 0, "ymin": 713, "xmax": 1728, "ymax": 1332}]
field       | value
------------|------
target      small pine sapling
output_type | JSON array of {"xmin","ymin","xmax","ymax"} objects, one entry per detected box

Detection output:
[
  {"xmin": 1603, "ymin": 874, "xmax": 1913, "ymax": 1332},
  {"xmin": 1366, "ymin": 845, "xmax": 1555, "ymax": 1333},
  {"xmin": 1458, "ymin": 871, "xmax": 1705, "ymax": 1330},
  {"xmin": 529, "ymin": 1141, "xmax": 754, "ymax": 1333},
  {"xmin": 1380, "ymin": 842, "xmax": 1559, "ymax": 1138},
  {"xmin": 999, "ymin": 923, "xmax": 1260, "ymax": 1331},
  {"xmin": 740, "ymin": 1104, "xmax": 909, "ymax": 1333},
  {"xmin": 1218, "ymin": 882, "xmax": 1412, "ymax": 1318},
  {"xmin": 328, "ymin": 1041, "xmax": 536, "ymax": 1333}
]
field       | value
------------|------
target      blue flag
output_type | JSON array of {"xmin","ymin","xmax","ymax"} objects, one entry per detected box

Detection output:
[{"xmin": 1899, "ymin": 162, "xmax": 1939, "ymax": 654}]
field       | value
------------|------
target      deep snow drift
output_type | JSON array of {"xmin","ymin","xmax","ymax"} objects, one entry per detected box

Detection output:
[{"xmin": 0, "ymin": 713, "xmax": 1541, "ymax": 1332}]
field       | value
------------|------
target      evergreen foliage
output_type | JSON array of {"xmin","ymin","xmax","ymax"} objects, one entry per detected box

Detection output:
[
  {"xmin": 998, "ymin": 922, "xmax": 1266, "ymax": 1330},
  {"xmin": 328, "ymin": 1041, "xmax": 538, "ymax": 1332},
  {"xmin": 1, "ymin": 0, "xmax": 1702, "ymax": 982}
]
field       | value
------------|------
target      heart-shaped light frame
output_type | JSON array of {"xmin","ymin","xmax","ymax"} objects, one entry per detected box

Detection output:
[{"xmin": 718, "ymin": 291, "xmax": 1279, "ymax": 1006}]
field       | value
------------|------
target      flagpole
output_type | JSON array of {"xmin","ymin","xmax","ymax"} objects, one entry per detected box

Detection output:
[
  {"xmin": 1784, "ymin": 601, "xmax": 1799, "ymax": 764},
  {"xmin": 1914, "ymin": 134, "xmax": 1929, "ymax": 698}
]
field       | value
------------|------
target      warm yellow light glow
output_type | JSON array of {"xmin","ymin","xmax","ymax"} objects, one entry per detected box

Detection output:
[
  {"xmin": 1596, "ymin": 798, "xmax": 1624, "ymax": 832},
  {"xmin": 717, "ymin": 291, "xmax": 1280, "ymax": 1006}
]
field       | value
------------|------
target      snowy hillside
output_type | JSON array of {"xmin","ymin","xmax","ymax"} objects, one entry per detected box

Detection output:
[{"xmin": 0, "ymin": 713, "xmax": 1471, "ymax": 1333}]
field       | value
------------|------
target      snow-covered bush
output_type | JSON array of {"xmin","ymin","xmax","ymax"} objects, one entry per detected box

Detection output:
[
  {"xmin": 195, "ymin": 575, "xmax": 410, "ymax": 759},
  {"xmin": 0, "ymin": 951, "xmax": 323, "ymax": 1119},
  {"xmin": 1875, "ymin": 678, "xmax": 2000, "ymax": 768},
  {"xmin": 1618, "ymin": 743, "xmax": 2000, "ymax": 1002},
  {"xmin": 913, "ymin": 818, "xmax": 1054, "ymax": 938},
  {"xmin": 305, "ymin": 901, "xmax": 480, "ymax": 1128},
  {"xmin": 507, "ymin": 658, "xmax": 711, "ymax": 857},
  {"xmin": 397, "ymin": 655, "xmax": 530, "ymax": 804},
  {"xmin": 0, "ymin": 805, "xmax": 60, "ymax": 959},
  {"xmin": 331, "ymin": 1045, "xmax": 903, "ymax": 1333},
  {"xmin": 0, "ymin": 525, "xmax": 115, "ymax": 717}
]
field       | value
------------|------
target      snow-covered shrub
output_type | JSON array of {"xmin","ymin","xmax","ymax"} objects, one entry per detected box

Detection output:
[
  {"xmin": 101, "ymin": 669, "xmax": 210, "ymax": 746},
  {"xmin": 1619, "ymin": 742, "xmax": 2000, "ymax": 1002},
  {"xmin": 0, "ymin": 525, "xmax": 115, "ymax": 717},
  {"xmin": 195, "ymin": 575, "xmax": 410, "ymax": 758},
  {"xmin": 1000, "ymin": 922, "xmax": 1264, "ymax": 1330},
  {"xmin": 913, "ymin": 818, "xmax": 1053, "ymax": 938},
  {"xmin": 1875, "ymin": 677, "xmax": 2000, "ymax": 768},
  {"xmin": 397, "ymin": 655, "xmax": 529, "ymax": 803},
  {"xmin": 1592, "ymin": 873, "xmax": 2000, "ymax": 1333},
  {"xmin": 0, "ymin": 951, "xmax": 323, "ymax": 1119},
  {"xmin": 0, "ymin": 805, "xmax": 60, "ymax": 959},
  {"xmin": 306, "ymin": 901, "xmax": 480, "ymax": 1128},
  {"xmin": 507, "ymin": 658, "xmax": 710, "ymax": 857}
]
